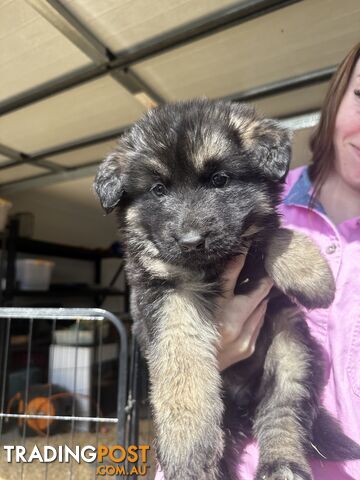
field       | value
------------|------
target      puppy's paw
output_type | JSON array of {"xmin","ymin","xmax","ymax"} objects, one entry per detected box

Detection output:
[
  {"xmin": 256, "ymin": 461, "xmax": 312, "ymax": 480},
  {"xmin": 265, "ymin": 228, "xmax": 335, "ymax": 309}
]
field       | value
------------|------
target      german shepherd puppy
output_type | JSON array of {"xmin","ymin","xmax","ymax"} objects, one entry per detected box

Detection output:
[{"xmin": 94, "ymin": 99, "xmax": 360, "ymax": 480}]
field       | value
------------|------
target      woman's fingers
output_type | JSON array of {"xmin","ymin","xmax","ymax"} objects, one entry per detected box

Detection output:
[
  {"xmin": 247, "ymin": 276, "xmax": 273, "ymax": 302},
  {"xmin": 217, "ymin": 259, "xmax": 274, "ymax": 371},
  {"xmin": 237, "ymin": 298, "xmax": 268, "ymax": 356},
  {"xmin": 218, "ymin": 298, "xmax": 268, "ymax": 371},
  {"xmin": 218, "ymin": 277, "xmax": 273, "ymax": 339},
  {"xmin": 221, "ymin": 255, "xmax": 247, "ymax": 299}
]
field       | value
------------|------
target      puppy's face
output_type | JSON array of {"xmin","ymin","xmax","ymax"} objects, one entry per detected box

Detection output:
[{"xmin": 95, "ymin": 100, "xmax": 291, "ymax": 267}]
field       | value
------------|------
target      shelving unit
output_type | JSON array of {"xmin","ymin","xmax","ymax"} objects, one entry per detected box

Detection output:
[{"xmin": 0, "ymin": 220, "xmax": 128, "ymax": 308}]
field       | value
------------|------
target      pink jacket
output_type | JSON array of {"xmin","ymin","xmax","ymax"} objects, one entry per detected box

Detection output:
[{"xmin": 154, "ymin": 166, "xmax": 360, "ymax": 480}]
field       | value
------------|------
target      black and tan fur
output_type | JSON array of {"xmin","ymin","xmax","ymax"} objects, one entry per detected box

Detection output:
[{"xmin": 94, "ymin": 99, "xmax": 360, "ymax": 480}]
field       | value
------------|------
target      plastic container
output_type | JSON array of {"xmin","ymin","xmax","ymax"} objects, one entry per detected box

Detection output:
[
  {"xmin": 0, "ymin": 198, "xmax": 12, "ymax": 232},
  {"xmin": 53, "ymin": 321, "xmax": 110, "ymax": 345},
  {"xmin": 16, "ymin": 259, "xmax": 55, "ymax": 291}
]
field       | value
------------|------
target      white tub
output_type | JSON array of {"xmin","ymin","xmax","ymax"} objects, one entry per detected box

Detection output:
[{"xmin": 16, "ymin": 259, "xmax": 55, "ymax": 291}]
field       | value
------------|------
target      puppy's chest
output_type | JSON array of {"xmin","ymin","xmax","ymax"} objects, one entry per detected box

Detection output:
[{"xmin": 128, "ymin": 246, "xmax": 267, "ymax": 310}]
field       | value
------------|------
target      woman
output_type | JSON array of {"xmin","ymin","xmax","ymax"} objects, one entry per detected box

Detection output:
[
  {"xmin": 155, "ymin": 42, "xmax": 360, "ymax": 479},
  {"xmin": 217, "ymin": 42, "xmax": 360, "ymax": 480}
]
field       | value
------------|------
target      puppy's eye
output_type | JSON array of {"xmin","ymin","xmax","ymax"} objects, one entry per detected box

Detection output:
[
  {"xmin": 211, "ymin": 172, "xmax": 229, "ymax": 188},
  {"xmin": 151, "ymin": 183, "xmax": 167, "ymax": 197}
]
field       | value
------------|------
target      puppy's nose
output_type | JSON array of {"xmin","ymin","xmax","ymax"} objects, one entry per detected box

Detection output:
[{"xmin": 178, "ymin": 231, "xmax": 205, "ymax": 251}]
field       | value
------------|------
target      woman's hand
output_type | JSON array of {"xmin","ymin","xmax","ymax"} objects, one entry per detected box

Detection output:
[{"xmin": 217, "ymin": 255, "xmax": 273, "ymax": 371}]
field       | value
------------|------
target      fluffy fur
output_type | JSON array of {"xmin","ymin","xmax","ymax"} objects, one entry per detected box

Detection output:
[{"xmin": 94, "ymin": 99, "xmax": 360, "ymax": 480}]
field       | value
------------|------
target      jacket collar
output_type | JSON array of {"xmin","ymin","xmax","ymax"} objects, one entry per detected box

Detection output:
[{"xmin": 283, "ymin": 166, "xmax": 325, "ymax": 214}]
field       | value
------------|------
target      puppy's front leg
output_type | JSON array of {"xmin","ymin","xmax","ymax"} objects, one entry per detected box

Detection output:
[
  {"xmin": 265, "ymin": 228, "xmax": 335, "ymax": 309},
  {"xmin": 147, "ymin": 289, "xmax": 224, "ymax": 480},
  {"xmin": 253, "ymin": 306, "xmax": 317, "ymax": 480}
]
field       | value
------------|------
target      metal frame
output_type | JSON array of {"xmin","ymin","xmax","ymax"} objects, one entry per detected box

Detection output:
[
  {"xmin": 0, "ymin": 162, "xmax": 100, "ymax": 194},
  {"xmin": 28, "ymin": 0, "xmax": 113, "ymax": 64},
  {"xmin": 0, "ymin": 106, "xmax": 324, "ymax": 194},
  {"xmin": 27, "ymin": 0, "xmax": 164, "ymax": 106},
  {"xmin": 0, "ymin": 144, "xmax": 63, "ymax": 173},
  {"xmin": 227, "ymin": 65, "xmax": 336, "ymax": 103},
  {"xmin": 0, "ymin": 0, "xmax": 338, "ymax": 194},
  {"xmin": 0, "ymin": 307, "xmax": 128, "ymax": 443},
  {"xmin": 1, "ymin": 0, "xmax": 301, "ymax": 116}
]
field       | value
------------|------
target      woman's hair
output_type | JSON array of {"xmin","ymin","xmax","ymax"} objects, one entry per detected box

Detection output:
[{"xmin": 308, "ymin": 42, "xmax": 360, "ymax": 199}]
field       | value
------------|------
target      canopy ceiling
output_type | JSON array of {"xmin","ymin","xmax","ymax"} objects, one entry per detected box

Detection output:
[{"xmin": 0, "ymin": 0, "xmax": 359, "ymax": 195}]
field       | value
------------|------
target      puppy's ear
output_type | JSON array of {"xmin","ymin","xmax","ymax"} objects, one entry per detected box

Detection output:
[
  {"xmin": 230, "ymin": 105, "xmax": 291, "ymax": 182},
  {"xmin": 249, "ymin": 118, "xmax": 292, "ymax": 183},
  {"xmin": 94, "ymin": 152, "xmax": 126, "ymax": 213}
]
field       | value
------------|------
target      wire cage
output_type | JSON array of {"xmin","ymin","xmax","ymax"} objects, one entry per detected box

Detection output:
[
  {"xmin": 0, "ymin": 307, "xmax": 156, "ymax": 480},
  {"xmin": 127, "ymin": 337, "xmax": 155, "ymax": 477}
]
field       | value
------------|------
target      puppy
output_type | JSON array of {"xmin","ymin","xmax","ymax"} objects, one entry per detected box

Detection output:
[{"xmin": 95, "ymin": 99, "xmax": 360, "ymax": 480}]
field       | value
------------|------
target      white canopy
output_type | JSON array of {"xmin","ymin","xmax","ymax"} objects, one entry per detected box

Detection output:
[{"xmin": 0, "ymin": 0, "xmax": 359, "ymax": 195}]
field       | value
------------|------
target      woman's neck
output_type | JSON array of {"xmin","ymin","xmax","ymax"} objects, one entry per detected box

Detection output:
[{"xmin": 318, "ymin": 171, "xmax": 360, "ymax": 225}]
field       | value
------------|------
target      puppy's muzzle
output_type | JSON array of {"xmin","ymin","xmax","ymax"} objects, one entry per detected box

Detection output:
[{"xmin": 176, "ymin": 231, "xmax": 205, "ymax": 252}]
